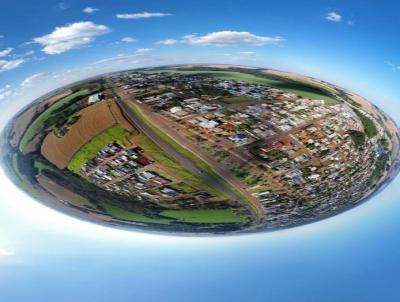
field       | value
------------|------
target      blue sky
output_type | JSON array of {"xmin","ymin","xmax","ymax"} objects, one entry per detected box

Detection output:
[
  {"xmin": 1, "ymin": 1, "xmax": 400, "ymax": 301},
  {"xmin": 1, "ymin": 0, "xmax": 400, "ymax": 122}
]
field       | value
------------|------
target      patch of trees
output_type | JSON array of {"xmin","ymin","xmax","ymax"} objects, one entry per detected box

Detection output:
[
  {"xmin": 348, "ymin": 130, "xmax": 366, "ymax": 147},
  {"xmin": 200, "ymin": 85, "xmax": 229, "ymax": 97},
  {"xmin": 41, "ymin": 168, "xmax": 164, "ymax": 215},
  {"xmin": 14, "ymin": 152, "xmax": 38, "ymax": 184}
]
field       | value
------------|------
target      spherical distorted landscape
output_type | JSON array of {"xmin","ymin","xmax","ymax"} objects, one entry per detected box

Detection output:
[{"xmin": 2, "ymin": 65, "xmax": 400, "ymax": 235}]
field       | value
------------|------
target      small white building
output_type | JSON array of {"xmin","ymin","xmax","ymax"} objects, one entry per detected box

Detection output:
[
  {"xmin": 199, "ymin": 120, "xmax": 219, "ymax": 129},
  {"xmin": 170, "ymin": 106, "xmax": 183, "ymax": 114},
  {"xmin": 88, "ymin": 93, "xmax": 103, "ymax": 105}
]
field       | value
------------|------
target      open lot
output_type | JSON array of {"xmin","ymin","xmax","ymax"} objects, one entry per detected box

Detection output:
[{"xmin": 68, "ymin": 125, "xmax": 135, "ymax": 173}]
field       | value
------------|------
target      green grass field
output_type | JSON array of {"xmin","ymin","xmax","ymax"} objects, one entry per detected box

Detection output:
[
  {"xmin": 19, "ymin": 89, "xmax": 92, "ymax": 152},
  {"xmin": 160, "ymin": 209, "xmax": 246, "ymax": 223},
  {"xmin": 353, "ymin": 108, "xmax": 378, "ymax": 138},
  {"xmin": 100, "ymin": 202, "xmax": 170, "ymax": 224},
  {"xmin": 34, "ymin": 160, "xmax": 56, "ymax": 173},
  {"xmin": 145, "ymin": 69, "xmax": 339, "ymax": 105},
  {"xmin": 68, "ymin": 125, "xmax": 134, "ymax": 174},
  {"xmin": 171, "ymin": 182, "xmax": 197, "ymax": 194}
]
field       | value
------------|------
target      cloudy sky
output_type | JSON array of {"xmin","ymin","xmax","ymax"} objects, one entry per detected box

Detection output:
[{"xmin": 1, "ymin": 1, "xmax": 400, "ymax": 301}]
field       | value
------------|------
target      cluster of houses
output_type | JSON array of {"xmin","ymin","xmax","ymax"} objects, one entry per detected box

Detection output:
[
  {"xmin": 79, "ymin": 143, "xmax": 187, "ymax": 201},
  {"xmin": 109, "ymin": 70, "xmax": 389, "ymax": 229},
  {"xmin": 78, "ymin": 141, "xmax": 222, "ymax": 205},
  {"xmin": 250, "ymin": 103, "xmax": 384, "ymax": 228}
]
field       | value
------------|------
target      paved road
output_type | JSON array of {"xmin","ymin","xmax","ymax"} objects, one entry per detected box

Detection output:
[{"xmin": 115, "ymin": 96, "xmax": 261, "ymax": 220}]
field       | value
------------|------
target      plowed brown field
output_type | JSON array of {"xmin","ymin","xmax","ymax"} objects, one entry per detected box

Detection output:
[
  {"xmin": 41, "ymin": 100, "xmax": 132, "ymax": 169},
  {"xmin": 10, "ymin": 106, "xmax": 37, "ymax": 147},
  {"xmin": 10, "ymin": 90, "xmax": 72, "ymax": 148}
]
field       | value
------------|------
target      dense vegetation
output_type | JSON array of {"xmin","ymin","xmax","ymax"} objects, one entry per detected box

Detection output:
[
  {"xmin": 353, "ymin": 108, "xmax": 378, "ymax": 138},
  {"xmin": 348, "ymin": 130, "xmax": 366, "ymax": 147}
]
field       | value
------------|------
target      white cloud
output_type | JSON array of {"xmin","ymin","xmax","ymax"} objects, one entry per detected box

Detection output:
[
  {"xmin": 326, "ymin": 11, "xmax": 343, "ymax": 22},
  {"xmin": 21, "ymin": 73, "xmax": 48, "ymax": 87},
  {"xmin": 116, "ymin": 12, "xmax": 171, "ymax": 19},
  {"xmin": 0, "ymin": 248, "xmax": 13, "ymax": 257},
  {"xmin": 157, "ymin": 39, "xmax": 179, "ymax": 45},
  {"xmin": 33, "ymin": 21, "xmax": 111, "ymax": 55},
  {"xmin": 385, "ymin": 61, "xmax": 400, "ymax": 72},
  {"xmin": 0, "ymin": 48, "xmax": 13, "ymax": 57},
  {"xmin": 238, "ymin": 51, "xmax": 256, "ymax": 56},
  {"xmin": 83, "ymin": 7, "xmax": 98, "ymax": 14},
  {"xmin": 136, "ymin": 48, "xmax": 153, "ymax": 53},
  {"xmin": 0, "ymin": 59, "xmax": 25, "ymax": 72},
  {"xmin": 93, "ymin": 54, "xmax": 142, "ymax": 65},
  {"xmin": 0, "ymin": 85, "xmax": 14, "ymax": 101},
  {"xmin": 58, "ymin": 2, "xmax": 68, "ymax": 10},
  {"xmin": 24, "ymin": 50, "xmax": 35, "ymax": 56},
  {"xmin": 120, "ymin": 37, "xmax": 137, "ymax": 43},
  {"xmin": 182, "ymin": 31, "xmax": 283, "ymax": 46}
]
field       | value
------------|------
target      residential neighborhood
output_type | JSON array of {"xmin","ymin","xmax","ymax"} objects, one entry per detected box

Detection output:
[{"xmin": 109, "ymin": 70, "xmax": 393, "ymax": 229}]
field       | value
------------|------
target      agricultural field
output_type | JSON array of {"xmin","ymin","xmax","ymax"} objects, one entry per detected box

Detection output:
[
  {"xmin": 41, "ymin": 100, "xmax": 131, "ymax": 169},
  {"xmin": 10, "ymin": 90, "xmax": 73, "ymax": 148},
  {"xmin": 10, "ymin": 106, "xmax": 38, "ymax": 148},
  {"xmin": 19, "ymin": 89, "xmax": 92, "ymax": 152},
  {"xmin": 37, "ymin": 175, "xmax": 92, "ymax": 208},
  {"xmin": 68, "ymin": 125, "xmax": 135, "ymax": 173}
]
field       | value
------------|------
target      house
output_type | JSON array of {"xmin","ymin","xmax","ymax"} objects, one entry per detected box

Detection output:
[
  {"xmin": 199, "ymin": 120, "xmax": 219, "ymax": 129},
  {"xmin": 134, "ymin": 156, "xmax": 153, "ymax": 166},
  {"xmin": 170, "ymin": 106, "xmax": 183, "ymax": 114},
  {"xmin": 88, "ymin": 93, "xmax": 104, "ymax": 105}
]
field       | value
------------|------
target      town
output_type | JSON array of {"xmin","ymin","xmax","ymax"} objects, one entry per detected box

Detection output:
[{"xmin": 108, "ymin": 71, "xmax": 390, "ymax": 229}]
